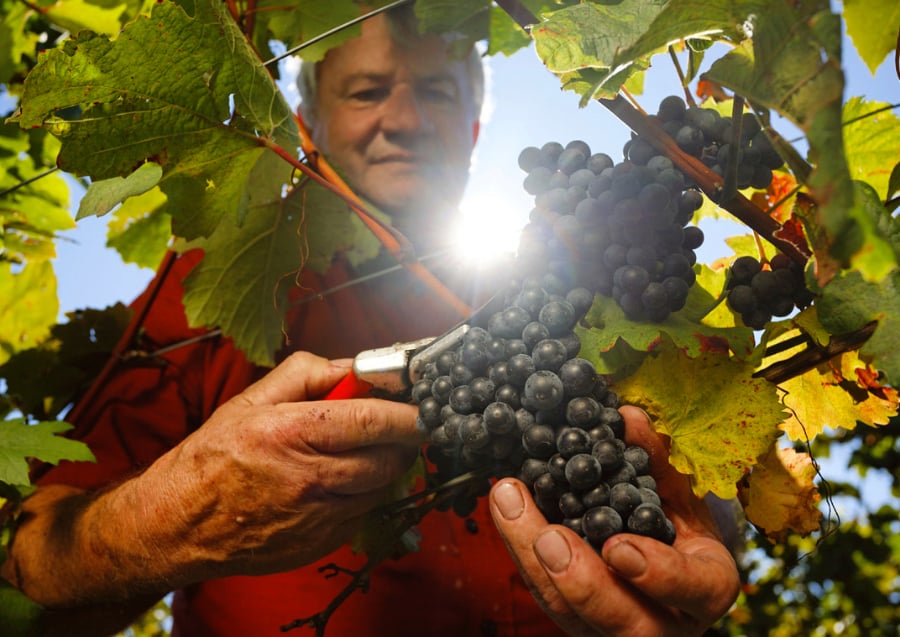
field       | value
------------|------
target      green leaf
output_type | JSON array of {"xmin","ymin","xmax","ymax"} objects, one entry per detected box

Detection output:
[
  {"xmin": 843, "ymin": 98, "xmax": 900, "ymax": 201},
  {"xmin": 614, "ymin": 345, "xmax": 785, "ymax": 499},
  {"xmin": 1, "ymin": 122, "xmax": 73, "ymax": 264},
  {"xmin": 181, "ymin": 151, "xmax": 306, "ymax": 367},
  {"xmin": 0, "ymin": 578, "xmax": 45, "ymax": 637},
  {"xmin": 0, "ymin": 418, "xmax": 95, "ymax": 487},
  {"xmin": 43, "ymin": 0, "xmax": 132, "ymax": 36},
  {"xmin": 76, "ymin": 161, "xmax": 163, "ymax": 220},
  {"xmin": 0, "ymin": 3, "xmax": 37, "ymax": 86},
  {"xmin": 14, "ymin": 0, "xmax": 299, "ymax": 240},
  {"xmin": 299, "ymin": 181, "xmax": 383, "ymax": 273},
  {"xmin": 182, "ymin": 160, "xmax": 382, "ymax": 365},
  {"xmin": 579, "ymin": 265, "xmax": 756, "ymax": 376},
  {"xmin": 0, "ymin": 261, "xmax": 57, "ymax": 366},
  {"xmin": 530, "ymin": 0, "xmax": 667, "ymax": 100},
  {"xmin": 843, "ymin": 0, "xmax": 900, "ymax": 74},
  {"xmin": 0, "ymin": 305, "xmax": 131, "ymax": 420},
  {"xmin": 106, "ymin": 187, "xmax": 171, "ymax": 269},
  {"xmin": 416, "ymin": 0, "xmax": 491, "ymax": 43},
  {"xmin": 613, "ymin": 0, "xmax": 752, "ymax": 67},
  {"xmin": 486, "ymin": 5, "xmax": 532, "ymax": 56},
  {"xmin": 816, "ymin": 269, "xmax": 900, "ymax": 386},
  {"xmin": 251, "ymin": 0, "xmax": 370, "ymax": 63},
  {"xmin": 843, "ymin": 181, "xmax": 900, "ymax": 281}
]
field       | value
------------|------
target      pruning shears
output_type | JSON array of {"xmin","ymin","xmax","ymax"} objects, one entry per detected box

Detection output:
[{"xmin": 324, "ymin": 291, "xmax": 507, "ymax": 400}]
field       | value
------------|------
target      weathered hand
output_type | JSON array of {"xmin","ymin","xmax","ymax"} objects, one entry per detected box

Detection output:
[
  {"xmin": 146, "ymin": 351, "xmax": 422, "ymax": 579},
  {"xmin": 488, "ymin": 405, "xmax": 740, "ymax": 637}
]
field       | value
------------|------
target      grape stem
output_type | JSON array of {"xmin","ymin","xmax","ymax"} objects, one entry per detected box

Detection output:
[
  {"xmin": 666, "ymin": 46, "xmax": 696, "ymax": 108},
  {"xmin": 719, "ymin": 95, "xmax": 745, "ymax": 203}
]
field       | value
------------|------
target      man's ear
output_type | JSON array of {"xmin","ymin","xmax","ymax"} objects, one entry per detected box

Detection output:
[{"xmin": 472, "ymin": 120, "xmax": 480, "ymax": 145}]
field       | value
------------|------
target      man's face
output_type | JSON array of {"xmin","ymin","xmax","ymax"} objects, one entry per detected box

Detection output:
[{"xmin": 310, "ymin": 16, "xmax": 479, "ymax": 245}]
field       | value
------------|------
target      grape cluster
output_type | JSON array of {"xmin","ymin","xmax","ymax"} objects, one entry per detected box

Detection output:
[
  {"xmin": 516, "ymin": 138, "xmax": 703, "ymax": 322},
  {"xmin": 413, "ymin": 275, "xmax": 675, "ymax": 550},
  {"xmin": 650, "ymin": 95, "xmax": 785, "ymax": 190},
  {"xmin": 725, "ymin": 254, "xmax": 814, "ymax": 329}
]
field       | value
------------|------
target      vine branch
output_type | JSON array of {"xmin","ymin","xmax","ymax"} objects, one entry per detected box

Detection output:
[{"xmin": 753, "ymin": 321, "xmax": 878, "ymax": 384}]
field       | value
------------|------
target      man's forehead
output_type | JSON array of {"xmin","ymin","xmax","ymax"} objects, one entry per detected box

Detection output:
[{"xmin": 319, "ymin": 42, "xmax": 468, "ymax": 90}]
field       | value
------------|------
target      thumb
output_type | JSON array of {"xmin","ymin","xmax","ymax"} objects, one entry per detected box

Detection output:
[{"xmin": 238, "ymin": 351, "xmax": 355, "ymax": 405}]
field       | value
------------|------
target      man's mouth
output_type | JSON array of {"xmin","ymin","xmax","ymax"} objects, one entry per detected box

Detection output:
[{"xmin": 373, "ymin": 153, "xmax": 420, "ymax": 164}]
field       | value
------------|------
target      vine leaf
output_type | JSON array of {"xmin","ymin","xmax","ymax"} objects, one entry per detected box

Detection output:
[
  {"xmin": 738, "ymin": 445, "xmax": 822, "ymax": 542},
  {"xmin": 0, "ymin": 418, "xmax": 95, "ymax": 487},
  {"xmin": 842, "ymin": 0, "xmax": 900, "ymax": 74},
  {"xmin": 614, "ymin": 346, "xmax": 785, "ymax": 499},
  {"xmin": 0, "ymin": 304, "xmax": 132, "ymax": 420},
  {"xmin": 843, "ymin": 98, "xmax": 900, "ymax": 202},
  {"xmin": 530, "ymin": 1, "xmax": 667, "ymax": 102},
  {"xmin": 182, "ymin": 169, "xmax": 383, "ymax": 365},
  {"xmin": 252, "ymin": 0, "xmax": 382, "ymax": 63},
  {"xmin": 12, "ymin": 0, "xmax": 299, "ymax": 241},
  {"xmin": 0, "ymin": 127, "xmax": 73, "ymax": 264},
  {"xmin": 76, "ymin": 162, "xmax": 162, "ymax": 220},
  {"xmin": 298, "ymin": 181, "xmax": 384, "ymax": 273},
  {"xmin": 815, "ymin": 269, "xmax": 900, "ymax": 386},
  {"xmin": 580, "ymin": 270, "xmax": 756, "ymax": 364},
  {"xmin": 181, "ymin": 151, "xmax": 305, "ymax": 367},
  {"xmin": 0, "ymin": 261, "xmax": 57, "ymax": 366},
  {"xmin": 107, "ymin": 187, "xmax": 171, "ymax": 270},
  {"xmin": 778, "ymin": 351, "xmax": 899, "ymax": 442}
]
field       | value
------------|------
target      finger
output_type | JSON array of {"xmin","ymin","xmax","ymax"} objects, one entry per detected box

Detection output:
[
  {"xmin": 491, "ymin": 479, "xmax": 685, "ymax": 636},
  {"xmin": 284, "ymin": 399, "xmax": 421, "ymax": 453},
  {"xmin": 238, "ymin": 351, "xmax": 354, "ymax": 406},
  {"xmin": 489, "ymin": 479, "xmax": 601, "ymax": 635},
  {"xmin": 602, "ymin": 533, "xmax": 740, "ymax": 625}
]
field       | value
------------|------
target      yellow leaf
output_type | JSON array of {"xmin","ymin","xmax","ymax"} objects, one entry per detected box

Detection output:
[
  {"xmin": 739, "ymin": 445, "xmax": 822, "ymax": 542},
  {"xmin": 779, "ymin": 351, "xmax": 899, "ymax": 441},
  {"xmin": 615, "ymin": 347, "xmax": 785, "ymax": 499}
]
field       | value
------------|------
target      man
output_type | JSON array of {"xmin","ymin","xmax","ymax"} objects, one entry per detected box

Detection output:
[{"xmin": 2, "ymin": 6, "xmax": 739, "ymax": 636}]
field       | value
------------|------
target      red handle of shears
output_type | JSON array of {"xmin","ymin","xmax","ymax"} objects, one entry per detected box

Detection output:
[{"xmin": 324, "ymin": 372, "xmax": 374, "ymax": 399}]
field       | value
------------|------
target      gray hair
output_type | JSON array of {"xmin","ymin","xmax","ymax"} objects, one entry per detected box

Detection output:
[{"xmin": 296, "ymin": 10, "xmax": 485, "ymax": 127}]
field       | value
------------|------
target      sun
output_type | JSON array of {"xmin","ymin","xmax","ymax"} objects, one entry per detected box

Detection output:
[{"xmin": 451, "ymin": 192, "xmax": 529, "ymax": 266}]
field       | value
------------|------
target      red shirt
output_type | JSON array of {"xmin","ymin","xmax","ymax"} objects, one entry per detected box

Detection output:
[{"xmin": 41, "ymin": 250, "xmax": 566, "ymax": 637}]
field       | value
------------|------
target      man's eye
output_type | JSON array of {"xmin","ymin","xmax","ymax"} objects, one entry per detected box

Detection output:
[
  {"xmin": 349, "ymin": 87, "xmax": 389, "ymax": 102},
  {"xmin": 420, "ymin": 86, "xmax": 457, "ymax": 103}
]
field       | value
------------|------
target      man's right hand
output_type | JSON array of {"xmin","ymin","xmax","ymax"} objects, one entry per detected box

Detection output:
[
  {"xmin": 2, "ymin": 351, "xmax": 422, "ymax": 611},
  {"xmin": 161, "ymin": 350, "xmax": 423, "ymax": 577}
]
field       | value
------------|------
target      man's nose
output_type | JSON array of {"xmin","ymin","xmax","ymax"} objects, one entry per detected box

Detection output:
[{"xmin": 381, "ymin": 84, "xmax": 433, "ymax": 135}]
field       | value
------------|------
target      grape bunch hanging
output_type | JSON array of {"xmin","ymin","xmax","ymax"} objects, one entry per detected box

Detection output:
[{"xmin": 515, "ymin": 129, "xmax": 704, "ymax": 322}]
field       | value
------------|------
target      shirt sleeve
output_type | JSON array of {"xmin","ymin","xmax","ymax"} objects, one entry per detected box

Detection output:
[{"xmin": 37, "ymin": 250, "xmax": 259, "ymax": 490}]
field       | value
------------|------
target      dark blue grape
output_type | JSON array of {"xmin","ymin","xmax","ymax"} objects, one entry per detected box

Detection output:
[
  {"xmin": 564, "ymin": 453, "xmax": 603, "ymax": 490},
  {"xmin": 583, "ymin": 506, "xmax": 623, "ymax": 547}
]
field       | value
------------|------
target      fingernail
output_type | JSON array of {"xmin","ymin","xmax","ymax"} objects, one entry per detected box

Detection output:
[
  {"xmin": 534, "ymin": 530, "xmax": 571, "ymax": 574},
  {"xmin": 493, "ymin": 482, "xmax": 524, "ymax": 520},
  {"xmin": 331, "ymin": 358, "xmax": 354, "ymax": 369},
  {"xmin": 604, "ymin": 540, "xmax": 647, "ymax": 578}
]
